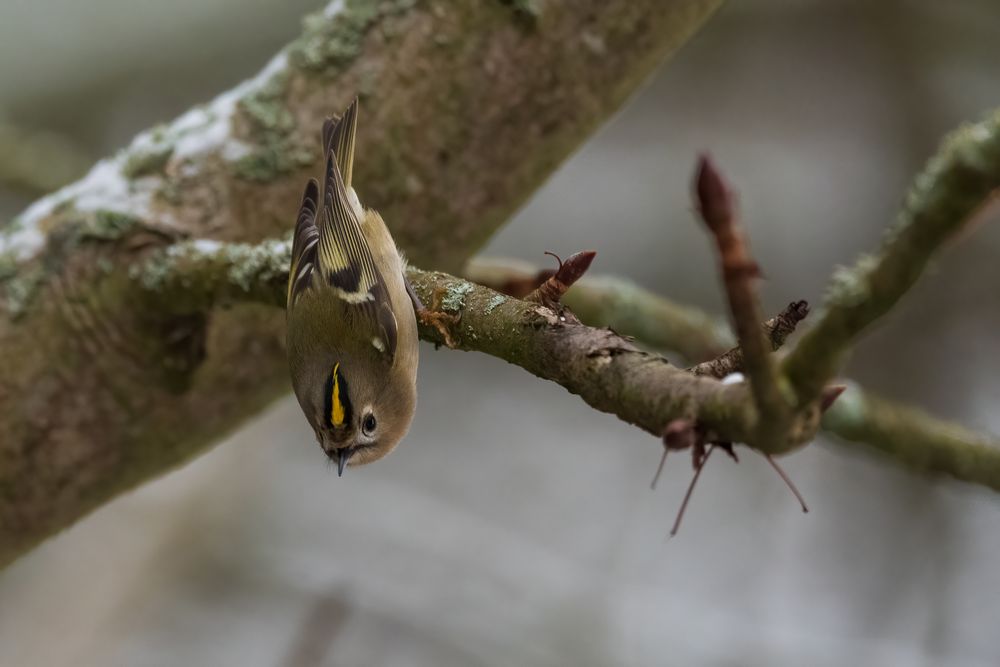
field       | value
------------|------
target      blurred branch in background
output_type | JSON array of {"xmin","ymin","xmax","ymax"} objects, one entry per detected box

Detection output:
[
  {"xmin": 0, "ymin": 0, "xmax": 723, "ymax": 566},
  {"xmin": 0, "ymin": 118, "xmax": 91, "ymax": 195},
  {"xmin": 824, "ymin": 383, "xmax": 1000, "ymax": 493}
]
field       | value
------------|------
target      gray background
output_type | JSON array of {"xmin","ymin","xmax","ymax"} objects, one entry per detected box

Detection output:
[{"xmin": 2, "ymin": 1, "xmax": 1000, "ymax": 665}]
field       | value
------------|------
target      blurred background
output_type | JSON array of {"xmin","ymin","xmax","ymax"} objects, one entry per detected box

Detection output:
[{"xmin": 2, "ymin": 1, "xmax": 1000, "ymax": 665}]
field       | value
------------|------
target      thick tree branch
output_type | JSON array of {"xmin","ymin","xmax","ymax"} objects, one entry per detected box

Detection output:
[{"xmin": 0, "ymin": 0, "xmax": 722, "ymax": 567}]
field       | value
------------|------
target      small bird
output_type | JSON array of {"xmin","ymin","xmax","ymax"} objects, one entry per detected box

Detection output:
[{"xmin": 286, "ymin": 98, "xmax": 419, "ymax": 475}]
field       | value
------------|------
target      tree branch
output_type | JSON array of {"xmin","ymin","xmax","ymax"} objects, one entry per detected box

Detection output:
[
  {"xmin": 694, "ymin": 156, "xmax": 792, "ymax": 445},
  {"xmin": 464, "ymin": 107, "xmax": 1000, "ymax": 489},
  {"xmin": 822, "ymin": 384, "xmax": 1000, "ymax": 493},
  {"xmin": 465, "ymin": 257, "xmax": 734, "ymax": 362},
  {"xmin": 471, "ymin": 249, "xmax": 1000, "ymax": 490},
  {"xmin": 783, "ymin": 110, "xmax": 1000, "ymax": 404},
  {"xmin": 0, "ymin": 0, "xmax": 723, "ymax": 567},
  {"xmin": 134, "ymin": 238, "xmax": 761, "ymax": 441}
]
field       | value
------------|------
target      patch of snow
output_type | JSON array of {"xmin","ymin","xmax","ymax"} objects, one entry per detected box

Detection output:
[{"xmin": 721, "ymin": 372, "xmax": 746, "ymax": 385}]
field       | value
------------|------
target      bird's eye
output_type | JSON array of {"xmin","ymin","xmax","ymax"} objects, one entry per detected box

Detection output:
[{"xmin": 362, "ymin": 413, "xmax": 377, "ymax": 436}]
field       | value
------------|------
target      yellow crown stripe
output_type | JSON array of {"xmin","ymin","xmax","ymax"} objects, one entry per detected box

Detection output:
[{"xmin": 331, "ymin": 362, "xmax": 346, "ymax": 426}]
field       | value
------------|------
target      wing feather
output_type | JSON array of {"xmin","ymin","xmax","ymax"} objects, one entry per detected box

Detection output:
[
  {"xmin": 322, "ymin": 97, "xmax": 358, "ymax": 189},
  {"xmin": 287, "ymin": 179, "xmax": 320, "ymax": 307}
]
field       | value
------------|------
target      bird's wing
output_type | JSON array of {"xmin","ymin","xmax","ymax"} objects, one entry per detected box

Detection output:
[{"xmin": 314, "ymin": 100, "xmax": 398, "ymax": 361}]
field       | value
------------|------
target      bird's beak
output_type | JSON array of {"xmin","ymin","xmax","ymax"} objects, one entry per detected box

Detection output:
[{"xmin": 337, "ymin": 449, "xmax": 349, "ymax": 477}]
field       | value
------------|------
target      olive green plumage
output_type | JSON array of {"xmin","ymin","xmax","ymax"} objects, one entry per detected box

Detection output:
[{"xmin": 286, "ymin": 98, "xmax": 419, "ymax": 474}]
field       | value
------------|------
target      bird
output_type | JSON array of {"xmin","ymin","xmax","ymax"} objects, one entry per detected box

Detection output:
[{"xmin": 285, "ymin": 98, "xmax": 420, "ymax": 476}]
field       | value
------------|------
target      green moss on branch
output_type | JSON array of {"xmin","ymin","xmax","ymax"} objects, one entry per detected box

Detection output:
[
  {"xmin": 784, "ymin": 110, "xmax": 1000, "ymax": 403},
  {"xmin": 465, "ymin": 257, "xmax": 733, "ymax": 361},
  {"xmin": 823, "ymin": 384, "xmax": 1000, "ymax": 492}
]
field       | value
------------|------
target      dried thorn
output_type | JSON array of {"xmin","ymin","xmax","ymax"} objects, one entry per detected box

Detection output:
[
  {"xmin": 651, "ymin": 447, "xmax": 668, "ymax": 491},
  {"xmin": 820, "ymin": 384, "xmax": 847, "ymax": 412},
  {"xmin": 543, "ymin": 251, "xmax": 563, "ymax": 271},
  {"xmin": 718, "ymin": 441, "xmax": 739, "ymax": 463},
  {"xmin": 670, "ymin": 444, "xmax": 716, "ymax": 537},
  {"xmin": 763, "ymin": 453, "xmax": 809, "ymax": 513}
]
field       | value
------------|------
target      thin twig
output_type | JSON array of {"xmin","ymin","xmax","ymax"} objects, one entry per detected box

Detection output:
[
  {"xmin": 694, "ymin": 155, "xmax": 791, "ymax": 442},
  {"xmin": 689, "ymin": 300, "xmax": 810, "ymax": 378},
  {"xmin": 670, "ymin": 444, "xmax": 716, "ymax": 537}
]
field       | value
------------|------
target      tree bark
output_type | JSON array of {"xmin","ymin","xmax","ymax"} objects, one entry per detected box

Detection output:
[{"xmin": 0, "ymin": 0, "xmax": 722, "ymax": 567}]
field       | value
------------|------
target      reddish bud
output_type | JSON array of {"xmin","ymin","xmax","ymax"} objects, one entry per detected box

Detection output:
[
  {"xmin": 554, "ymin": 250, "xmax": 596, "ymax": 287},
  {"xmin": 695, "ymin": 154, "xmax": 734, "ymax": 231},
  {"xmin": 527, "ymin": 249, "xmax": 597, "ymax": 308}
]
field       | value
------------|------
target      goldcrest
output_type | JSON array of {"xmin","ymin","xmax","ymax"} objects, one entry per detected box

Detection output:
[{"xmin": 286, "ymin": 98, "xmax": 419, "ymax": 475}]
